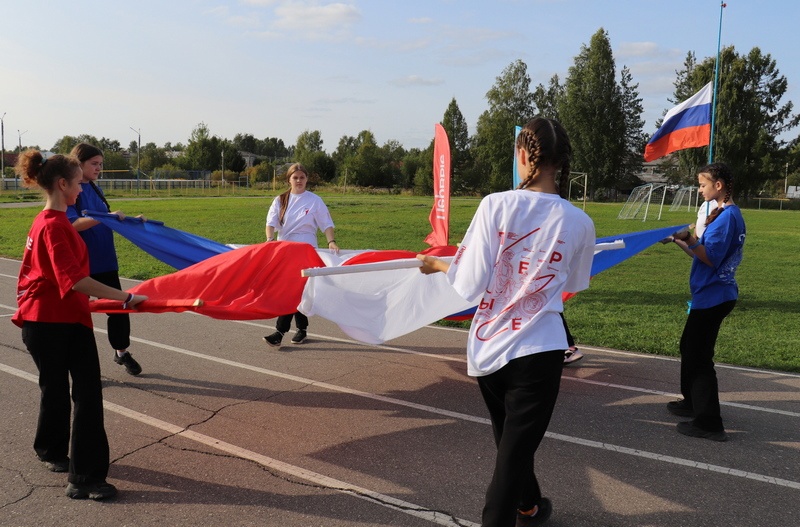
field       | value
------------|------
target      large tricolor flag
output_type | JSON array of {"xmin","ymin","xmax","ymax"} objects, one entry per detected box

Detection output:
[
  {"xmin": 87, "ymin": 212, "xmax": 686, "ymax": 345},
  {"xmin": 644, "ymin": 82, "xmax": 713, "ymax": 162},
  {"xmin": 424, "ymin": 123, "xmax": 451, "ymax": 247}
]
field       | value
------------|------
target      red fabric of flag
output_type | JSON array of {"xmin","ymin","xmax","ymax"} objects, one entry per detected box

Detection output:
[{"xmin": 91, "ymin": 241, "xmax": 324, "ymax": 320}]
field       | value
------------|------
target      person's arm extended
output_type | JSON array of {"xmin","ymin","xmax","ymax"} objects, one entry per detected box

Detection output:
[
  {"xmin": 416, "ymin": 254, "xmax": 450, "ymax": 274},
  {"xmin": 71, "ymin": 216, "xmax": 100, "ymax": 232},
  {"xmin": 73, "ymin": 277, "xmax": 147, "ymax": 306},
  {"xmin": 675, "ymin": 233, "xmax": 713, "ymax": 266}
]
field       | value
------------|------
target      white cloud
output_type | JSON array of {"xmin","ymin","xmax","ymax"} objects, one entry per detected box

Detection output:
[{"xmin": 272, "ymin": 2, "xmax": 361, "ymax": 33}]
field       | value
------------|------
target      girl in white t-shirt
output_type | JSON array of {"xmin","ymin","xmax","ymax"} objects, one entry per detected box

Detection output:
[
  {"xmin": 264, "ymin": 163, "xmax": 338, "ymax": 347},
  {"xmin": 418, "ymin": 117, "xmax": 595, "ymax": 526}
]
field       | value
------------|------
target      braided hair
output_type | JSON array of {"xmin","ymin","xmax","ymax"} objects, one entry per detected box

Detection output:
[
  {"xmin": 514, "ymin": 117, "xmax": 572, "ymax": 198},
  {"xmin": 699, "ymin": 162, "xmax": 733, "ymax": 226}
]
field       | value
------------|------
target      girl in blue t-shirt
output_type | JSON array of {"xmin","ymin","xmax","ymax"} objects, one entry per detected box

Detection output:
[
  {"xmin": 668, "ymin": 162, "xmax": 745, "ymax": 442},
  {"xmin": 67, "ymin": 143, "xmax": 145, "ymax": 376}
]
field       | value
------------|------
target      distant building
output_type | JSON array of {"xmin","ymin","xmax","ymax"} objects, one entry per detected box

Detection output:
[{"xmin": 639, "ymin": 154, "xmax": 678, "ymax": 185}]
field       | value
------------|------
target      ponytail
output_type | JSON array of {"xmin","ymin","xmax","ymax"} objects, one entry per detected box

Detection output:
[{"xmin": 15, "ymin": 150, "xmax": 80, "ymax": 191}]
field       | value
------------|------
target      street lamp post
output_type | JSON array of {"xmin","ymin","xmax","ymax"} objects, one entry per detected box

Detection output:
[
  {"xmin": 18, "ymin": 129, "xmax": 27, "ymax": 154},
  {"xmin": 1, "ymin": 112, "xmax": 6, "ymax": 183},
  {"xmin": 786, "ymin": 162, "xmax": 790, "ymax": 196},
  {"xmin": 129, "ymin": 126, "xmax": 140, "ymax": 194}
]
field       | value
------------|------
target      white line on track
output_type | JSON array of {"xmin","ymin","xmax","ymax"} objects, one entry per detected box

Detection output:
[
  {"xmin": 94, "ymin": 330, "xmax": 800, "ymax": 490},
  {"xmin": 3, "ymin": 286, "xmax": 800, "ymax": 491},
  {"xmin": 0, "ymin": 363, "xmax": 478, "ymax": 527}
]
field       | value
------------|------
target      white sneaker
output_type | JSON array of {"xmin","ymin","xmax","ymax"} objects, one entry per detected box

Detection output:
[{"xmin": 564, "ymin": 348, "xmax": 584, "ymax": 364}]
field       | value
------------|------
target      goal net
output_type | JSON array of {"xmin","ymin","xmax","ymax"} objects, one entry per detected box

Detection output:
[
  {"xmin": 669, "ymin": 186, "xmax": 698, "ymax": 212},
  {"xmin": 618, "ymin": 183, "xmax": 667, "ymax": 221}
]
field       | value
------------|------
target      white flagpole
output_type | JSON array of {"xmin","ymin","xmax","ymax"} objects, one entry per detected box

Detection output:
[{"xmin": 301, "ymin": 241, "xmax": 626, "ymax": 277}]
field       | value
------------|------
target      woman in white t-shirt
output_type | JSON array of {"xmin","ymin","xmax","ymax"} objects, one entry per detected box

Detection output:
[
  {"xmin": 263, "ymin": 163, "xmax": 338, "ymax": 348},
  {"xmin": 418, "ymin": 117, "xmax": 595, "ymax": 526}
]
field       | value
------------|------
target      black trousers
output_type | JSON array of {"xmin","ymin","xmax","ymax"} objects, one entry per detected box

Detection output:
[
  {"xmin": 91, "ymin": 270, "xmax": 131, "ymax": 351},
  {"xmin": 22, "ymin": 322, "xmax": 110, "ymax": 485},
  {"xmin": 275, "ymin": 312, "xmax": 308, "ymax": 333},
  {"xmin": 477, "ymin": 350, "xmax": 564, "ymax": 527},
  {"xmin": 679, "ymin": 300, "xmax": 736, "ymax": 431}
]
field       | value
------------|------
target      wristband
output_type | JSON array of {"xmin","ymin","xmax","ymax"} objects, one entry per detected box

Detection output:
[
  {"xmin": 688, "ymin": 241, "xmax": 701, "ymax": 250},
  {"xmin": 122, "ymin": 293, "xmax": 134, "ymax": 310},
  {"xmin": 327, "ymin": 239, "xmax": 336, "ymax": 245}
]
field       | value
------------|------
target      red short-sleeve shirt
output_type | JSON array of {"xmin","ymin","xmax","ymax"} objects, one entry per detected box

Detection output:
[{"xmin": 13, "ymin": 209, "xmax": 92, "ymax": 328}]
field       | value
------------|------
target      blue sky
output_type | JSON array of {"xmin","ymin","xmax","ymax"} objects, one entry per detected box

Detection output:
[{"xmin": 1, "ymin": 0, "xmax": 797, "ymax": 153}]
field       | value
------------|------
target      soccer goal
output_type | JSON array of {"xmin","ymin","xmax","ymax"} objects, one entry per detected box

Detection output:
[
  {"xmin": 669, "ymin": 186, "xmax": 699, "ymax": 212},
  {"xmin": 618, "ymin": 183, "xmax": 667, "ymax": 221}
]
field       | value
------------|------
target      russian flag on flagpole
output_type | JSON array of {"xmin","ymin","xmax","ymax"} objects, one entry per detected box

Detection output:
[{"xmin": 643, "ymin": 82, "xmax": 713, "ymax": 162}]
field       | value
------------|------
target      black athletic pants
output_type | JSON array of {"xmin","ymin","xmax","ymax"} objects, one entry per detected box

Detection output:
[
  {"xmin": 91, "ymin": 270, "xmax": 131, "ymax": 351},
  {"xmin": 275, "ymin": 312, "xmax": 308, "ymax": 334},
  {"xmin": 477, "ymin": 350, "xmax": 564, "ymax": 527},
  {"xmin": 22, "ymin": 322, "xmax": 110, "ymax": 485},
  {"xmin": 679, "ymin": 300, "xmax": 736, "ymax": 432}
]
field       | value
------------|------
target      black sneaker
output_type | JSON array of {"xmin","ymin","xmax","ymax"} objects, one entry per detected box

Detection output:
[
  {"xmin": 263, "ymin": 331, "xmax": 284, "ymax": 348},
  {"xmin": 291, "ymin": 329, "xmax": 307, "ymax": 344},
  {"xmin": 114, "ymin": 352, "xmax": 142, "ymax": 376},
  {"xmin": 66, "ymin": 481, "xmax": 118, "ymax": 500},
  {"xmin": 676, "ymin": 421, "xmax": 728, "ymax": 442},
  {"xmin": 667, "ymin": 399, "xmax": 693, "ymax": 417},
  {"xmin": 516, "ymin": 497, "xmax": 552, "ymax": 526},
  {"xmin": 40, "ymin": 457, "xmax": 69, "ymax": 472}
]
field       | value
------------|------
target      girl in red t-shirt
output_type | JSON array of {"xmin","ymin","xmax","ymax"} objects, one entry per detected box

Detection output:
[{"xmin": 14, "ymin": 150, "xmax": 147, "ymax": 500}]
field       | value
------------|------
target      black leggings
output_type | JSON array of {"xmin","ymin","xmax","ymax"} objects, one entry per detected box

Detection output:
[{"xmin": 679, "ymin": 300, "xmax": 736, "ymax": 431}]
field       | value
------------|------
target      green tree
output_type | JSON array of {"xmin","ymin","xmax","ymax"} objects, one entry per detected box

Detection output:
[
  {"xmin": 332, "ymin": 135, "xmax": 359, "ymax": 183},
  {"xmin": 619, "ymin": 66, "xmax": 647, "ymax": 187},
  {"xmin": 303, "ymin": 151, "xmax": 336, "ymax": 183},
  {"xmin": 380, "ymin": 139, "xmax": 406, "ymax": 188},
  {"xmin": 259, "ymin": 137, "xmax": 290, "ymax": 159},
  {"xmin": 349, "ymin": 130, "xmax": 383, "ymax": 187},
  {"xmin": 295, "ymin": 130, "xmax": 324, "ymax": 162},
  {"xmin": 233, "ymin": 133, "xmax": 259, "ymax": 154},
  {"xmin": 139, "ymin": 142, "xmax": 171, "ymax": 174},
  {"xmin": 533, "ymin": 74, "xmax": 564, "ymax": 120},
  {"xmin": 441, "ymin": 98, "xmax": 474, "ymax": 194},
  {"xmin": 671, "ymin": 46, "xmax": 799, "ymax": 200},
  {"xmin": 178, "ymin": 122, "xmax": 217, "ymax": 171},
  {"xmin": 472, "ymin": 59, "xmax": 536, "ymax": 193},
  {"xmin": 559, "ymin": 28, "xmax": 627, "ymax": 195},
  {"xmin": 402, "ymin": 147, "xmax": 427, "ymax": 191},
  {"xmin": 220, "ymin": 140, "xmax": 246, "ymax": 174}
]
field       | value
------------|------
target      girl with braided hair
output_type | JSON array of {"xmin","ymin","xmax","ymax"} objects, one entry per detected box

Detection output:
[
  {"xmin": 668, "ymin": 162, "xmax": 745, "ymax": 442},
  {"xmin": 418, "ymin": 117, "xmax": 595, "ymax": 526}
]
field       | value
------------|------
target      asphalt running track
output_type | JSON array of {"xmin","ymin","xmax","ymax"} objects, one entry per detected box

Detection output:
[{"xmin": 0, "ymin": 256, "xmax": 798, "ymax": 527}]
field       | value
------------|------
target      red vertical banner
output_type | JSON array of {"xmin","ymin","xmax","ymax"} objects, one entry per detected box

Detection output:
[{"xmin": 424, "ymin": 123, "xmax": 451, "ymax": 247}]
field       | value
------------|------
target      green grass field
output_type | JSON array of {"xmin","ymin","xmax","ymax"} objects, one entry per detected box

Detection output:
[{"xmin": 2, "ymin": 193, "xmax": 798, "ymax": 372}]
